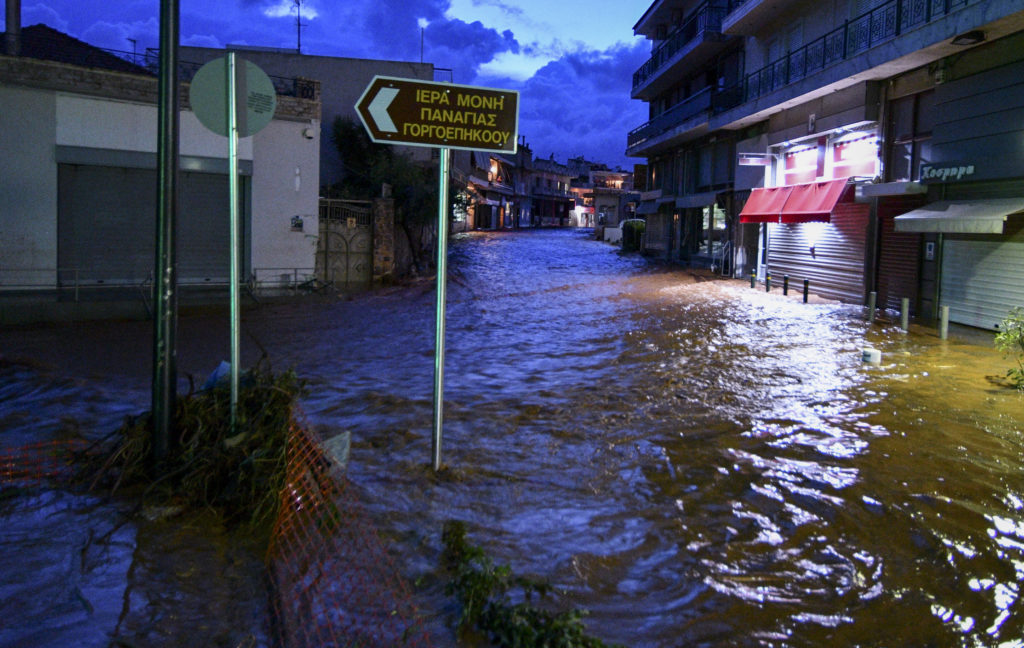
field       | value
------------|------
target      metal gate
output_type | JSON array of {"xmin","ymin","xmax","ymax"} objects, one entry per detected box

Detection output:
[
  {"xmin": 876, "ymin": 195, "xmax": 926, "ymax": 314},
  {"xmin": 317, "ymin": 199, "xmax": 373, "ymax": 288}
]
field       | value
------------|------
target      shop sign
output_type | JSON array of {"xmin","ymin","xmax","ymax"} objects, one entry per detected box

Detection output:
[{"xmin": 920, "ymin": 162, "xmax": 976, "ymax": 183}]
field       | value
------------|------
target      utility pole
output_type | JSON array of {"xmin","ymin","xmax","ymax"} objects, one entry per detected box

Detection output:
[
  {"xmin": 153, "ymin": 0, "xmax": 180, "ymax": 462},
  {"xmin": 294, "ymin": 0, "xmax": 304, "ymax": 53}
]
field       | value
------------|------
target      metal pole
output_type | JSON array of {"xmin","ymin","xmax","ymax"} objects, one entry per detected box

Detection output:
[
  {"xmin": 432, "ymin": 147, "xmax": 451, "ymax": 471},
  {"xmin": 765, "ymin": 272, "xmax": 771, "ymax": 293},
  {"xmin": 939, "ymin": 305, "xmax": 950, "ymax": 340},
  {"xmin": 750, "ymin": 271, "xmax": 756, "ymax": 289},
  {"xmin": 867, "ymin": 291, "xmax": 877, "ymax": 322},
  {"xmin": 152, "ymin": 0, "xmax": 179, "ymax": 461},
  {"xmin": 900, "ymin": 297, "xmax": 910, "ymax": 331},
  {"xmin": 783, "ymin": 275, "xmax": 789, "ymax": 296},
  {"xmin": 803, "ymin": 279, "xmax": 809, "ymax": 303},
  {"xmin": 228, "ymin": 52, "xmax": 241, "ymax": 432}
]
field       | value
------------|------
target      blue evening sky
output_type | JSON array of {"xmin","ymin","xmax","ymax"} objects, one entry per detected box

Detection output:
[{"xmin": 3, "ymin": 0, "xmax": 650, "ymax": 169}]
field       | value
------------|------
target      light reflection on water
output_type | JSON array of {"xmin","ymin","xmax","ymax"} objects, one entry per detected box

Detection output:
[{"xmin": 2, "ymin": 228, "xmax": 1022, "ymax": 646}]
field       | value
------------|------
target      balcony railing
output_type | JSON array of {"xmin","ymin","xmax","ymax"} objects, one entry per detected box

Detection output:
[
  {"xmin": 736, "ymin": 0, "xmax": 973, "ymax": 104},
  {"xmin": 633, "ymin": 1, "xmax": 729, "ymax": 90},
  {"xmin": 628, "ymin": 87, "xmax": 714, "ymax": 149},
  {"xmin": 628, "ymin": 0, "xmax": 975, "ymax": 152}
]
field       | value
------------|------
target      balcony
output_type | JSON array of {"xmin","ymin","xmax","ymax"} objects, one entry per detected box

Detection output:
[
  {"xmin": 629, "ymin": 0, "xmax": 985, "ymax": 157},
  {"xmin": 632, "ymin": 1, "xmax": 731, "ymax": 100},
  {"xmin": 734, "ymin": 0, "xmax": 973, "ymax": 106},
  {"xmin": 721, "ymin": 0, "xmax": 792, "ymax": 35},
  {"xmin": 627, "ymin": 87, "xmax": 713, "ymax": 152}
]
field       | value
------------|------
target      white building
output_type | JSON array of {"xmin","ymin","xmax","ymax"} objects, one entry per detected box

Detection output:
[{"xmin": 0, "ymin": 25, "xmax": 321, "ymax": 297}]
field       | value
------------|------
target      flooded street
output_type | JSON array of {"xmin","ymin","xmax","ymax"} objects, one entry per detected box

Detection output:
[{"xmin": 2, "ymin": 228, "xmax": 1022, "ymax": 646}]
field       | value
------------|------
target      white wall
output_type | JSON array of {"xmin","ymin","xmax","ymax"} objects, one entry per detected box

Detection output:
[
  {"xmin": 2, "ymin": 83, "xmax": 315, "ymax": 289},
  {"xmin": 250, "ymin": 118, "xmax": 321, "ymax": 280},
  {"xmin": 0, "ymin": 85, "xmax": 57, "ymax": 285},
  {"xmin": 56, "ymin": 94, "xmax": 254, "ymax": 160}
]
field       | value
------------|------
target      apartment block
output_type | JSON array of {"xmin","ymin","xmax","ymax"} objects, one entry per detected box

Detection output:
[{"xmin": 628, "ymin": 0, "xmax": 1024, "ymax": 329}]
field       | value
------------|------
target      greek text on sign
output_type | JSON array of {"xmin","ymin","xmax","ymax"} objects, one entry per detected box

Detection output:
[
  {"xmin": 920, "ymin": 162, "xmax": 976, "ymax": 183},
  {"xmin": 356, "ymin": 76, "xmax": 519, "ymax": 153}
]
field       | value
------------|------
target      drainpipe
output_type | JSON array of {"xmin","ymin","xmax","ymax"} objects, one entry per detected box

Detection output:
[{"xmin": 5, "ymin": 0, "xmax": 21, "ymax": 57}]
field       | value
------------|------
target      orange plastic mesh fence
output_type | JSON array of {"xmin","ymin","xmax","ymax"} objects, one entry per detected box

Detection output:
[
  {"xmin": 0, "ymin": 440, "xmax": 86, "ymax": 486},
  {"xmin": 1, "ymin": 424, "xmax": 436, "ymax": 647},
  {"xmin": 266, "ymin": 418, "xmax": 436, "ymax": 647}
]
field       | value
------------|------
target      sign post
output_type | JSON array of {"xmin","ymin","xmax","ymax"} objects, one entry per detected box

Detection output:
[
  {"xmin": 432, "ymin": 147, "xmax": 450, "ymax": 471},
  {"xmin": 356, "ymin": 76, "xmax": 519, "ymax": 469},
  {"xmin": 190, "ymin": 54, "xmax": 276, "ymax": 431}
]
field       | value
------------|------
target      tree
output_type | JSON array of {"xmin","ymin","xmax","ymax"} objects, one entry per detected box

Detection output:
[{"xmin": 331, "ymin": 115, "xmax": 439, "ymax": 274}]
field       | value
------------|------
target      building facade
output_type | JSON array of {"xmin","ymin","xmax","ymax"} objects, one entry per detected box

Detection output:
[
  {"xmin": 628, "ymin": 0, "xmax": 1024, "ymax": 328},
  {"xmin": 0, "ymin": 26, "xmax": 321, "ymax": 296},
  {"xmin": 566, "ymin": 158, "xmax": 634, "ymax": 228}
]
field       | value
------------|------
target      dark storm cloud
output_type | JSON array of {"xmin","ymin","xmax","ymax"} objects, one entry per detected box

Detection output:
[
  {"xmin": 423, "ymin": 18, "xmax": 519, "ymax": 82},
  {"xmin": 8, "ymin": 0, "xmax": 647, "ymax": 168},
  {"xmin": 480, "ymin": 40, "xmax": 649, "ymax": 169}
]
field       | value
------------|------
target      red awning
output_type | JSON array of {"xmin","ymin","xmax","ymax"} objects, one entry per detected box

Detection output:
[
  {"xmin": 738, "ymin": 186, "xmax": 793, "ymax": 223},
  {"xmin": 781, "ymin": 178, "xmax": 850, "ymax": 222},
  {"xmin": 739, "ymin": 178, "xmax": 849, "ymax": 224}
]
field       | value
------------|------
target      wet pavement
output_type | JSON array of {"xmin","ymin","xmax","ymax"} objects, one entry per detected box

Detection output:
[{"xmin": 1, "ymin": 228, "xmax": 1022, "ymax": 647}]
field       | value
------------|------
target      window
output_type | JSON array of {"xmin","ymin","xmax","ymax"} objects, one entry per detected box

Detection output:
[
  {"xmin": 700, "ymin": 204, "xmax": 727, "ymax": 255},
  {"xmin": 784, "ymin": 144, "xmax": 818, "ymax": 184},
  {"xmin": 832, "ymin": 133, "xmax": 878, "ymax": 179},
  {"xmin": 886, "ymin": 90, "xmax": 934, "ymax": 182}
]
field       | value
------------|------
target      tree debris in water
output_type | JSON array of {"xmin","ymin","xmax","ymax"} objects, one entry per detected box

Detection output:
[
  {"xmin": 442, "ymin": 519, "xmax": 620, "ymax": 648},
  {"xmin": 74, "ymin": 366, "xmax": 304, "ymax": 540}
]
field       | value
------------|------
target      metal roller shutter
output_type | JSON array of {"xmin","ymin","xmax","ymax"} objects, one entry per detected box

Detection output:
[
  {"xmin": 177, "ymin": 171, "xmax": 238, "ymax": 284},
  {"xmin": 876, "ymin": 195, "xmax": 926, "ymax": 314},
  {"xmin": 58, "ymin": 164, "xmax": 243, "ymax": 286},
  {"xmin": 940, "ymin": 221, "xmax": 1024, "ymax": 331},
  {"xmin": 58, "ymin": 165, "xmax": 155, "ymax": 285},
  {"xmin": 766, "ymin": 202, "xmax": 869, "ymax": 303}
]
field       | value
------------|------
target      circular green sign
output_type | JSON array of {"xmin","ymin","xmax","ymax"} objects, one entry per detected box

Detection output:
[{"xmin": 190, "ymin": 55, "xmax": 277, "ymax": 138}]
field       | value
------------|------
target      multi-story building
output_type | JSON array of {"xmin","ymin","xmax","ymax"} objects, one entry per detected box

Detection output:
[
  {"xmin": 567, "ymin": 158, "xmax": 634, "ymax": 228},
  {"xmin": 530, "ymin": 156, "xmax": 576, "ymax": 227},
  {"xmin": 463, "ymin": 150, "xmax": 517, "ymax": 229},
  {"xmin": 628, "ymin": 0, "xmax": 1024, "ymax": 329}
]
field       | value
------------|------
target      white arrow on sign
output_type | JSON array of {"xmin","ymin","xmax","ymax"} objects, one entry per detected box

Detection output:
[{"xmin": 368, "ymin": 87, "xmax": 399, "ymax": 133}]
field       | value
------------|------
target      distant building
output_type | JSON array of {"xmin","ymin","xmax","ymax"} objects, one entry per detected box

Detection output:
[
  {"xmin": 461, "ymin": 150, "xmax": 517, "ymax": 230},
  {"xmin": 0, "ymin": 24, "xmax": 321, "ymax": 296},
  {"xmin": 628, "ymin": 0, "xmax": 1024, "ymax": 329},
  {"xmin": 566, "ymin": 157, "xmax": 633, "ymax": 228},
  {"xmin": 530, "ymin": 155, "xmax": 575, "ymax": 227}
]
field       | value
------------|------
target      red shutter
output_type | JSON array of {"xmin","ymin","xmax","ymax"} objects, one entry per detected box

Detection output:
[{"xmin": 876, "ymin": 195, "xmax": 926, "ymax": 314}]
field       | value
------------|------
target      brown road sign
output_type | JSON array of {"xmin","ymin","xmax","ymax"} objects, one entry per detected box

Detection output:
[{"xmin": 355, "ymin": 76, "xmax": 519, "ymax": 153}]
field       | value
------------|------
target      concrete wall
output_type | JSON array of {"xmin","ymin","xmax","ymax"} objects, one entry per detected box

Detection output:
[
  {"xmin": 251, "ymin": 119, "xmax": 320, "ymax": 277},
  {"xmin": 0, "ymin": 84, "xmax": 56, "ymax": 284},
  {"xmin": 55, "ymin": 94, "xmax": 254, "ymax": 160}
]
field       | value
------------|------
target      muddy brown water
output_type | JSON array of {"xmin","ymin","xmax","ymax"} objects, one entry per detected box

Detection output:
[{"xmin": 1, "ymin": 228, "xmax": 1021, "ymax": 646}]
